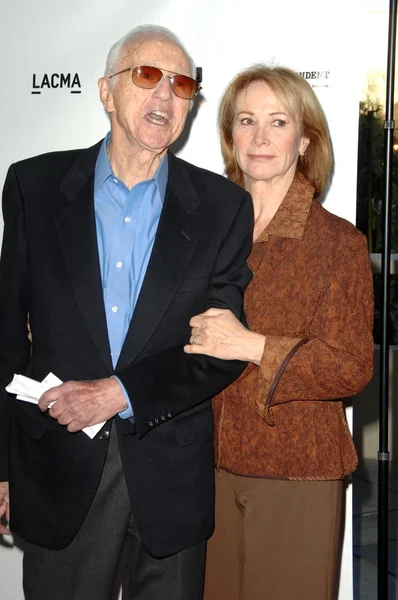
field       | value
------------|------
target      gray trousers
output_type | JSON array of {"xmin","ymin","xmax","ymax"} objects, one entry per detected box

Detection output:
[{"xmin": 23, "ymin": 424, "xmax": 206, "ymax": 600}]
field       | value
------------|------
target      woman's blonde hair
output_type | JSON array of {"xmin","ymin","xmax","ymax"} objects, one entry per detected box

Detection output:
[{"xmin": 218, "ymin": 65, "xmax": 333, "ymax": 196}]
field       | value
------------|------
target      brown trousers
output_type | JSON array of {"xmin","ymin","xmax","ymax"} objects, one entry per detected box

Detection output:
[{"xmin": 204, "ymin": 469, "xmax": 344, "ymax": 600}]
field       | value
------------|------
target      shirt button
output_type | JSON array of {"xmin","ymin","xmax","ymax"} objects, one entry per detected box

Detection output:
[
  {"xmin": 113, "ymin": 178, "xmax": 118, "ymax": 184},
  {"xmin": 124, "ymin": 217, "xmax": 131, "ymax": 223},
  {"xmin": 112, "ymin": 306, "xmax": 118, "ymax": 313},
  {"xmin": 116, "ymin": 261, "xmax": 123, "ymax": 269}
]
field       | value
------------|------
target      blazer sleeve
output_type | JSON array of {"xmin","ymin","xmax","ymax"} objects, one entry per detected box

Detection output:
[
  {"xmin": 116, "ymin": 191, "xmax": 254, "ymax": 438},
  {"xmin": 254, "ymin": 229, "xmax": 374, "ymax": 423},
  {"xmin": 0, "ymin": 166, "xmax": 31, "ymax": 480}
]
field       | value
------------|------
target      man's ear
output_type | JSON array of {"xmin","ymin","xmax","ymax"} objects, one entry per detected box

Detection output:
[{"xmin": 98, "ymin": 77, "xmax": 114, "ymax": 113}]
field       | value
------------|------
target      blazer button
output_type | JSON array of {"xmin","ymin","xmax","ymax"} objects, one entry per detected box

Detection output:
[
  {"xmin": 160, "ymin": 415, "xmax": 166, "ymax": 421},
  {"xmin": 148, "ymin": 421, "xmax": 154, "ymax": 427},
  {"xmin": 167, "ymin": 412, "xmax": 172, "ymax": 418},
  {"xmin": 154, "ymin": 418, "xmax": 159, "ymax": 424},
  {"xmin": 99, "ymin": 430, "xmax": 110, "ymax": 440}
]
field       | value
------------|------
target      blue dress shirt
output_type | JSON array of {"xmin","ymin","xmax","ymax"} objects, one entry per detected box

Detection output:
[{"xmin": 94, "ymin": 133, "xmax": 168, "ymax": 418}]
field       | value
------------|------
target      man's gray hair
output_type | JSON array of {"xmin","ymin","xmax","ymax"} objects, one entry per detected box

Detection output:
[{"xmin": 104, "ymin": 25, "xmax": 196, "ymax": 79}]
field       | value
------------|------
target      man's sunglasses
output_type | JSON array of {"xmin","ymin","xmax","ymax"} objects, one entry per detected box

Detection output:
[{"xmin": 108, "ymin": 65, "xmax": 202, "ymax": 100}]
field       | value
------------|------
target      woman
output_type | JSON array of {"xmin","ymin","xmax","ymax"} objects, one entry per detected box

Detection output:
[{"xmin": 184, "ymin": 66, "xmax": 374, "ymax": 600}]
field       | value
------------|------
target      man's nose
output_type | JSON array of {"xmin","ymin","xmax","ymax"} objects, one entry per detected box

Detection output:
[{"xmin": 154, "ymin": 75, "xmax": 173, "ymax": 100}]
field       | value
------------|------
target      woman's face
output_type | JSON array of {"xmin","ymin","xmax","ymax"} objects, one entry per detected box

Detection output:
[{"xmin": 232, "ymin": 81, "xmax": 309, "ymax": 188}]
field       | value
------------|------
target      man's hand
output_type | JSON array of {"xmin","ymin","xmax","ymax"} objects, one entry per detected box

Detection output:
[
  {"xmin": 184, "ymin": 308, "xmax": 266, "ymax": 365},
  {"xmin": 38, "ymin": 378, "xmax": 128, "ymax": 433},
  {"xmin": 0, "ymin": 481, "xmax": 10, "ymax": 535}
]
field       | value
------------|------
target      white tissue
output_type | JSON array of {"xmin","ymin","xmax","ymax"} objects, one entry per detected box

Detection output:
[{"xmin": 6, "ymin": 373, "xmax": 105, "ymax": 439}]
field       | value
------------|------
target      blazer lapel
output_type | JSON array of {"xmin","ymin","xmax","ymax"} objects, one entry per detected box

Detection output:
[
  {"xmin": 55, "ymin": 142, "xmax": 113, "ymax": 373},
  {"xmin": 117, "ymin": 154, "xmax": 201, "ymax": 369}
]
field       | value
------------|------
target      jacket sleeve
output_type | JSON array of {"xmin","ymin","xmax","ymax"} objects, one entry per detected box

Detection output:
[
  {"xmin": 116, "ymin": 192, "xmax": 254, "ymax": 438},
  {"xmin": 0, "ymin": 166, "xmax": 31, "ymax": 480},
  {"xmin": 254, "ymin": 230, "xmax": 374, "ymax": 423}
]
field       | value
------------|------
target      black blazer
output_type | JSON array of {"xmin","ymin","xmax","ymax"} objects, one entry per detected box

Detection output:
[{"xmin": 0, "ymin": 141, "xmax": 253, "ymax": 557}]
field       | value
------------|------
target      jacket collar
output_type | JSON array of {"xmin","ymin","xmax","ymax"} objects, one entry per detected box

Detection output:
[
  {"xmin": 60, "ymin": 141, "xmax": 200, "ymax": 215},
  {"xmin": 167, "ymin": 152, "xmax": 201, "ymax": 214},
  {"xmin": 255, "ymin": 171, "xmax": 315, "ymax": 243},
  {"xmin": 59, "ymin": 140, "xmax": 103, "ymax": 202}
]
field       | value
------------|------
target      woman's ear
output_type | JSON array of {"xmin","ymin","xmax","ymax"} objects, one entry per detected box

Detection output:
[{"xmin": 299, "ymin": 136, "xmax": 310, "ymax": 156}]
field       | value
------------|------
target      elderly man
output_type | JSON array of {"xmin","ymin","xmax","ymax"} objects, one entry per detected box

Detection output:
[{"xmin": 0, "ymin": 24, "xmax": 252, "ymax": 600}]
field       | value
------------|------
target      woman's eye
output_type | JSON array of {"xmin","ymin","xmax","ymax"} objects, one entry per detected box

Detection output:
[
  {"xmin": 241, "ymin": 117, "xmax": 254, "ymax": 125},
  {"xmin": 274, "ymin": 119, "xmax": 286, "ymax": 127}
]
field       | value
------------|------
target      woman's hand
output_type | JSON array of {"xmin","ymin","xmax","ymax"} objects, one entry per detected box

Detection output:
[{"xmin": 184, "ymin": 308, "xmax": 266, "ymax": 364}]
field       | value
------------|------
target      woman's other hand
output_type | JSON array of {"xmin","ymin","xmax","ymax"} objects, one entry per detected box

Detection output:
[{"xmin": 184, "ymin": 308, "xmax": 265, "ymax": 364}]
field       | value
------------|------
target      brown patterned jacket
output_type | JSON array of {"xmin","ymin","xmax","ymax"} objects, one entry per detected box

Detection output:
[{"xmin": 213, "ymin": 172, "xmax": 374, "ymax": 480}]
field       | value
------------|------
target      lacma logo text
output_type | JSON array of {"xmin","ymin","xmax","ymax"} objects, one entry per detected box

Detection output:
[{"xmin": 31, "ymin": 73, "xmax": 81, "ymax": 94}]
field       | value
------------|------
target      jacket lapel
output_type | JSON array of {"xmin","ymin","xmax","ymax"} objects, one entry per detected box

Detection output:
[
  {"xmin": 253, "ymin": 171, "xmax": 314, "ymax": 273},
  {"xmin": 116, "ymin": 153, "xmax": 201, "ymax": 369},
  {"xmin": 55, "ymin": 141, "xmax": 113, "ymax": 373}
]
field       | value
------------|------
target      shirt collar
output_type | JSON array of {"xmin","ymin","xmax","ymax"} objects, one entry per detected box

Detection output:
[
  {"xmin": 94, "ymin": 133, "xmax": 113, "ymax": 196},
  {"xmin": 94, "ymin": 132, "xmax": 169, "ymax": 202},
  {"xmin": 154, "ymin": 147, "xmax": 168, "ymax": 202},
  {"xmin": 255, "ymin": 171, "xmax": 315, "ymax": 243}
]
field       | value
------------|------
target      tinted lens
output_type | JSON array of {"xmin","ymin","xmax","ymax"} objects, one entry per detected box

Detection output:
[
  {"xmin": 132, "ymin": 66, "xmax": 163, "ymax": 88},
  {"xmin": 170, "ymin": 75, "xmax": 199, "ymax": 99},
  {"xmin": 131, "ymin": 66, "xmax": 199, "ymax": 100}
]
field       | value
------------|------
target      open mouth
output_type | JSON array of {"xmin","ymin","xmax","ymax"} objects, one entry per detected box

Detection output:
[{"xmin": 146, "ymin": 110, "xmax": 170, "ymax": 125}]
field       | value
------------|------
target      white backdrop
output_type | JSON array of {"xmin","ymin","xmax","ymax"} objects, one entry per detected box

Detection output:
[{"xmin": 0, "ymin": 1, "xmax": 362, "ymax": 598}]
